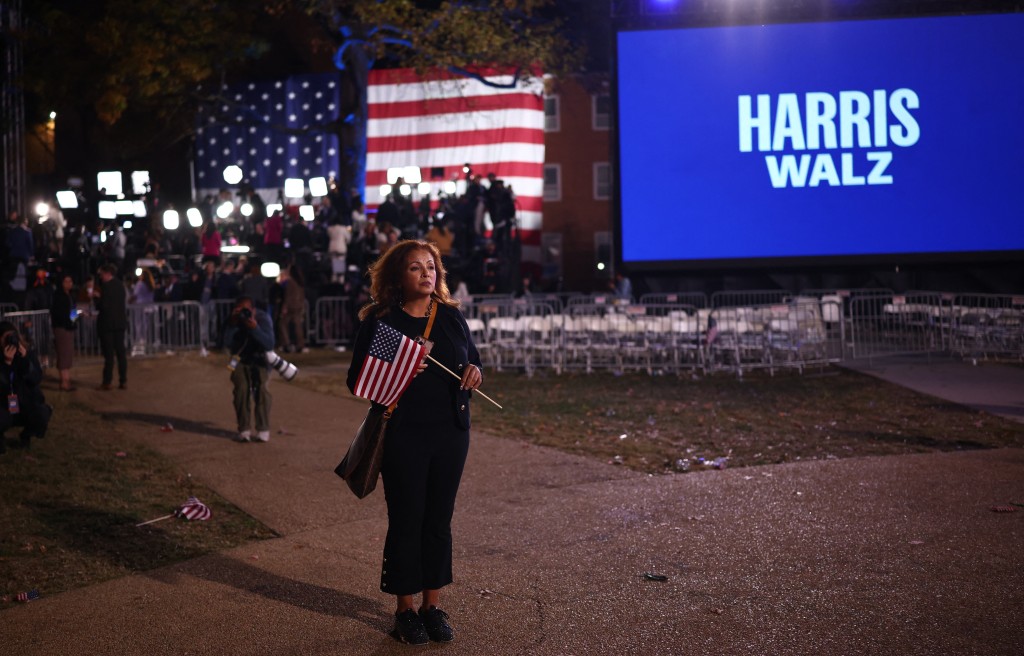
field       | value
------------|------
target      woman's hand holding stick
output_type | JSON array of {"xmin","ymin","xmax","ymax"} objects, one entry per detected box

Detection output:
[{"xmin": 424, "ymin": 355, "xmax": 503, "ymax": 409}]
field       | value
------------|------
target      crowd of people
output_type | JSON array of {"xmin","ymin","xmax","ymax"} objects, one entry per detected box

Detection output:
[{"xmin": 1, "ymin": 173, "xmax": 535, "ymax": 336}]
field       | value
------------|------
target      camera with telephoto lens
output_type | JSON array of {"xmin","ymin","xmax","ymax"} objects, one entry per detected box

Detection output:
[
  {"xmin": 237, "ymin": 307, "xmax": 253, "ymax": 322},
  {"xmin": 3, "ymin": 331, "xmax": 19, "ymax": 349},
  {"xmin": 266, "ymin": 351, "xmax": 298, "ymax": 381}
]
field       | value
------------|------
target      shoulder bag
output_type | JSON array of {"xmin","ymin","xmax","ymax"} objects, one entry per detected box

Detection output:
[{"xmin": 334, "ymin": 305, "xmax": 437, "ymax": 498}]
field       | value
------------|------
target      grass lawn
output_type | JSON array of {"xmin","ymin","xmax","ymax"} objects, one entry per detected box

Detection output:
[
  {"xmin": 0, "ymin": 394, "xmax": 276, "ymax": 606},
  {"xmin": 283, "ymin": 349, "xmax": 1024, "ymax": 473}
]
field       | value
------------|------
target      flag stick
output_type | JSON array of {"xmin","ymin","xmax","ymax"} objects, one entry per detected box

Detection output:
[
  {"xmin": 135, "ymin": 514, "xmax": 174, "ymax": 527},
  {"xmin": 424, "ymin": 355, "xmax": 503, "ymax": 409}
]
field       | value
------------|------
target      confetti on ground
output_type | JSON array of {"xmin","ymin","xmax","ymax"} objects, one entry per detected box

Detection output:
[{"xmin": 160, "ymin": 423, "xmax": 174, "ymax": 432}]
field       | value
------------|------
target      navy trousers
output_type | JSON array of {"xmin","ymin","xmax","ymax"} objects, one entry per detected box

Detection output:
[{"xmin": 379, "ymin": 418, "xmax": 469, "ymax": 596}]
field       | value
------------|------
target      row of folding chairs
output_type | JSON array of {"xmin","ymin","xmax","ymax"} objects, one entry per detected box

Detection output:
[{"xmin": 460, "ymin": 296, "xmax": 844, "ymax": 376}]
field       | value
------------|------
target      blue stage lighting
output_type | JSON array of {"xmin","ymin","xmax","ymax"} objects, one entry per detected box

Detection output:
[{"xmin": 644, "ymin": 0, "xmax": 683, "ymax": 15}]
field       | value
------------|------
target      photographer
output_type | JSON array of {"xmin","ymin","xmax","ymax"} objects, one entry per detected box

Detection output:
[
  {"xmin": 0, "ymin": 322, "xmax": 51, "ymax": 453},
  {"xmin": 223, "ymin": 296, "xmax": 275, "ymax": 443}
]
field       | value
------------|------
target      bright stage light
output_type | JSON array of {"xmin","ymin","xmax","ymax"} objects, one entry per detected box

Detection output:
[
  {"xmin": 379, "ymin": 184, "xmax": 392, "ymax": 198},
  {"xmin": 131, "ymin": 171, "xmax": 150, "ymax": 195},
  {"xmin": 115, "ymin": 200, "xmax": 135, "ymax": 216},
  {"xmin": 240, "ymin": 203, "xmax": 253, "ymax": 217},
  {"xmin": 49, "ymin": 111, "xmax": 57, "ymax": 120},
  {"xmin": 35, "ymin": 202, "xmax": 49, "ymax": 218},
  {"xmin": 403, "ymin": 166, "xmax": 422, "ymax": 184},
  {"xmin": 100, "ymin": 231, "xmax": 107, "ymax": 243},
  {"xmin": 223, "ymin": 165, "xmax": 243, "ymax": 185},
  {"xmin": 386, "ymin": 168, "xmax": 402, "ymax": 184},
  {"xmin": 299, "ymin": 205, "xmax": 314, "ymax": 222},
  {"xmin": 284, "ymin": 178, "xmax": 305, "ymax": 198},
  {"xmin": 221, "ymin": 245, "xmax": 250, "ymax": 254},
  {"xmin": 133, "ymin": 201, "xmax": 147, "ymax": 217},
  {"xmin": 123, "ymin": 220, "xmax": 133, "ymax": 229},
  {"xmin": 135, "ymin": 267, "xmax": 143, "ymax": 277},
  {"xmin": 261, "ymin": 262, "xmax": 281, "ymax": 278},
  {"xmin": 442, "ymin": 180, "xmax": 457, "ymax": 194},
  {"xmin": 187, "ymin": 208, "xmax": 203, "ymax": 227},
  {"xmin": 216, "ymin": 201, "xmax": 234, "ymax": 219},
  {"xmin": 97, "ymin": 171, "xmax": 123, "ymax": 196},
  {"xmin": 417, "ymin": 182, "xmax": 431, "ymax": 196},
  {"xmin": 399, "ymin": 184, "xmax": 411, "ymax": 196},
  {"xmin": 163, "ymin": 209, "xmax": 180, "ymax": 230},
  {"xmin": 98, "ymin": 201, "xmax": 116, "ymax": 219},
  {"xmin": 266, "ymin": 203, "xmax": 282, "ymax": 217},
  {"xmin": 309, "ymin": 177, "xmax": 328, "ymax": 197},
  {"xmin": 56, "ymin": 191, "xmax": 78, "ymax": 209}
]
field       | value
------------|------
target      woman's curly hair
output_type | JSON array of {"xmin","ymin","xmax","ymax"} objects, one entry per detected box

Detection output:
[{"xmin": 358, "ymin": 239, "xmax": 459, "ymax": 320}]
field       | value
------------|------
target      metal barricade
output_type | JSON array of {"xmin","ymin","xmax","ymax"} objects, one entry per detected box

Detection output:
[
  {"xmin": 1, "ymin": 310, "xmax": 53, "ymax": 365},
  {"xmin": 704, "ymin": 297, "xmax": 843, "ymax": 375},
  {"xmin": 463, "ymin": 298, "xmax": 561, "ymax": 375},
  {"xmin": 204, "ymin": 299, "xmax": 237, "ymax": 351},
  {"xmin": 313, "ymin": 296, "xmax": 355, "ymax": 347},
  {"xmin": 629, "ymin": 302, "xmax": 705, "ymax": 374},
  {"xmin": 73, "ymin": 312, "xmax": 103, "ymax": 358},
  {"xmin": 127, "ymin": 302, "xmax": 202, "ymax": 356},
  {"xmin": 949, "ymin": 293, "xmax": 1024, "ymax": 362},
  {"xmin": 0, "ymin": 303, "xmax": 20, "ymax": 316},
  {"xmin": 639, "ymin": 292, "xmax": 709, "ymax": 308},
  {"xmin": 847, "ymin": 292, "xmax": 949, "ymax": 360},
  {"xmin": 711, "ymin": 290, "xmax": 792, "ymax": 308}
]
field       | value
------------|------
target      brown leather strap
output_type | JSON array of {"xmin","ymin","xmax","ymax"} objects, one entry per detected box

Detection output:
[{"xmin": 423, "ymin": 300, "xmax": 438, "ymax": 339}]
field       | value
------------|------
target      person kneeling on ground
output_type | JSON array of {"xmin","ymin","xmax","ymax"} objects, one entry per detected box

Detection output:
[
  {"xmin": 223, "ymin": 296, "xmax": 275, "ymax": 443},
  {"xmin": 0, "ymin": 322, "xmax": 52, "ymax": 454}
]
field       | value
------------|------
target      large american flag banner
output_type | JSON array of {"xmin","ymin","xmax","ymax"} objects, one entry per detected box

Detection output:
[
  {"xmin": 194, "ymin": 74, "xmax": 341, "ymax": 204},
  {"xmin": 366, "ymin": 68, "xmax": 546, "ymax": 263},
  {"xmin": 354, "ymin": 321, "xmax": 427, "ymax": 407}
]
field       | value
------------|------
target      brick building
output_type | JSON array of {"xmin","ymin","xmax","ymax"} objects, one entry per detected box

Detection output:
[{"xmin": 539, "ymin": 75, "xmax": 614, "ymax": 293}]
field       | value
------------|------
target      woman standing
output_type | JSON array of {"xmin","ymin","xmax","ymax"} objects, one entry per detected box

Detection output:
[
  {"xmin": 346, "ymin": 240, "xmax": 483, "ymax": 645},
  {"xmin": 50, "ymin": 273, "xmax": 77, "ymax": 391},
  {"xmin": 201, "ymin": 222, "xmax": 222, "ymax": 265}
]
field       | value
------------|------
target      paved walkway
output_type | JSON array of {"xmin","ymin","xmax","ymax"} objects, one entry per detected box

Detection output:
[
  {"xmin": 843, "ymin": 355, "xmax": 1024, "ymax": 423},
  {"xmin": 2, "ymin": 355, "xmax": 1023, "ymax": 655}
]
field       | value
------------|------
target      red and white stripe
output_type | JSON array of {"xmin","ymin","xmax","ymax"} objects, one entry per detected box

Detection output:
[
  {"xmin": 354, "ymin": 335, "xmax": 424, "ymax": 407},
  {"xmin": 366, "ymin": 67, "xmax": 546, "ymax": 260}
]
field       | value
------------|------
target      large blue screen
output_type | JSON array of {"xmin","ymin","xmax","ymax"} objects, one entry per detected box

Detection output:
[{"xmin": 616, "ymin": 13, "xmax": 1024, "ymax": 264}]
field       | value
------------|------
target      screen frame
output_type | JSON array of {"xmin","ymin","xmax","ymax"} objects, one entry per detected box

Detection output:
[{"xmin": 611, "ymin": 5, "xmax": 1024, "ymax": 273}]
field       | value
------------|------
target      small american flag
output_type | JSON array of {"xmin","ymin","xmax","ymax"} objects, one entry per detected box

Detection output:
[
  {"xmin": 705, "ymin": 317, "xmax": 719, "ymax": 346},
  {"xmin": 15, "ymin": 589, "xmax": 40, "ymax": 602},
  {"xmin": 354, "ymin": 321, "xmax": 426, "ymax": 407},
  {"xmin": 175, "ymin": 497, "xmax": 212, "ymax": 521}
]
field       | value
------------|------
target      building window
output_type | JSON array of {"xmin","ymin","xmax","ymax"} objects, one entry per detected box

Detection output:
[
  {"xmin": 544, "ymin": 95, "xmax": 560, "ymax": 132},
  {"xmin": 594, "ymin": 162, "xmax": 611, "ymax": 200},
  {"xmin": 543, "ymin": 164, "xmax": 562, "ymax": 202},
  {"xmin": 592, "ymin": 93, "xmax": 610, "ymax": 131}
]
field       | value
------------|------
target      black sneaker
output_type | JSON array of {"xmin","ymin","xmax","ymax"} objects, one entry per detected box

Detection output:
[
  {"xmin": 419, "ymin": 606, "xmax": 454, "ymax": 642},
  {"xmin": 393, "ymin": 609, "xmax": 429, "ymax": 645}
]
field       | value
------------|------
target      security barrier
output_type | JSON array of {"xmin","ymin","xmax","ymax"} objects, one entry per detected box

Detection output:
[
  {"xmin": 639, "ymin": 292, "xmax": 709, "ymax": 308},
  {"xmin": 847, "ymin": 292, "xmax": 948, "ymax": 360},
  {"xmin": 2, "ymin": 287, "xmax": 1006, "ymax": 374},
  {"xmin": 312, "ymin": 296, "xmax": 355, "ymax": 347},
  {"xmin": 127, "ymin": 302, "xmax": 203, "ymax": 355},
  {"xmin": 0, "ymin": 310, "xmax": 53, "ymax": 364},
  {"xmin": 949, "ymin": 293, "xmax": 1024, "ymax": 362}
]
